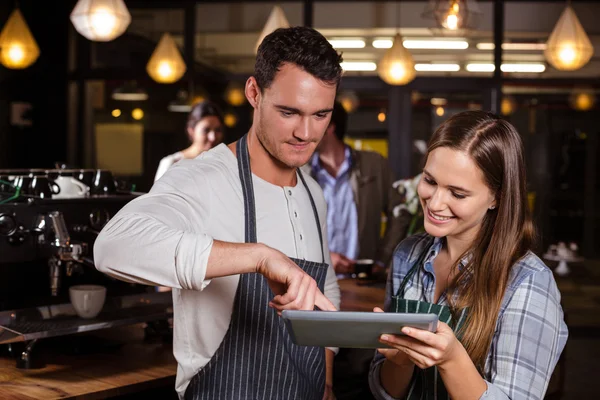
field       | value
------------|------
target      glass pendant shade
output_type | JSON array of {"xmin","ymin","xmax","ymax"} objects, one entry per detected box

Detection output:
[
  {"xmin": 377, "ymin": 33, "xmax": 416, "ymax": 85},
  {"xmin": 421, "ymin": 0, "xmax": 482, "ymax": 32},
  {"xmin": 70, "ymin": 0, "xmax": 131, "ymax": 42},
  {"xmin": 146, "ymin": 33, "xmax": 187, "ymax": 84},
  {"xmin": 0, "ymin": 8, "xmax": 40, "ymax": 69},
  {"xmin": 255, "ymin": 5, "xmax": 290, "ymax": 54},
  {"xmin": 545, "ymin": 5, "xmax": 594, "ymax": 71}
]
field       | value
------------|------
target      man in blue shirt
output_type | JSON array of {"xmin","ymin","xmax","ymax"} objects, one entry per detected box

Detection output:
[{"xmin": 304, "ymin": 101, "xmax": 399, "ymax": 275}]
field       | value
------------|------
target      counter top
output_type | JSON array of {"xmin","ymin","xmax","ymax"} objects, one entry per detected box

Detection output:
[
  {"xmin": 0, "ymin": 324, "xmax": 177, "ymax": 399},
  {"xmin": 0, "ymin": 279, "xmax": 385, "ymax": 399},
  {"xmin": 338, "ymin": 278, "xmax": 386, "ymax": 312}
]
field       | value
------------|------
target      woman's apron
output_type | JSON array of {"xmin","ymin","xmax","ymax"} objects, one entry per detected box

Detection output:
[
  {"xmin": 391, "ymin": 253, "xmax": 468, "ymax": 399},
  {"xmin": 184, "ymin": 134, "xmax": 329, "ymax": 399}
]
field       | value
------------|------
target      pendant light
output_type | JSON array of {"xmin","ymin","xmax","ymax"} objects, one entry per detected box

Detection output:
[
  {"xmin": 545, "ymin": 2, "xmax": 594, "ymax": 71},
  {"xmin": 255, "ymin": 5, "xmax": 290, "ymax": 54},
  {"xmin": 146, "ymin": 33, "xmax": 187, "ymax": 84},
  {"xmin": 70, "ymin": 0, "xmax": 131, "ymax": 42},
  {"xmin": 225, "ymin": 82, "xmax": 246, "ymax": 106},
  {"xmin": 421, "ymin": 0, "xmax": 483, "ymax": 32},
  {"xmin": 377, "ymin": 2, "xmax": 415, "ymax": 86},
  {"xmin": 569, "ymin": 88, "xmax": 596, "ymax": 111},
  {"xmin": 0, "ymin": 7, "xmax": 40, "ymax": 69}
]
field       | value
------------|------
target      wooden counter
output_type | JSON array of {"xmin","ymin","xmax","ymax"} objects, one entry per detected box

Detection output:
[
  {"xmin": 0, "ymin": 324, "xmax": 177, "ymax": 400},
  {"xmin": 338, "ymin": 278, "xmax": 386, "ymax": 312},
  {"xmin": 0, "ymin": 280, "xmax": 385, "ymax": 399}
]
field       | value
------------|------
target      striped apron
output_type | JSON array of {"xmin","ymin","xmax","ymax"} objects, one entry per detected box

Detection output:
[
  {"xmin": 184, "ymin": 134, "xmax": 328, "ymax": 400},
  {"xmin": 391, "ymin": 254, "xmax": 468, "ymax": 400}
]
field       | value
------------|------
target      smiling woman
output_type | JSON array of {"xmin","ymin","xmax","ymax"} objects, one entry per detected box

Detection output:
[{"xmin": 369, "ymin": 110, "xmax": 568, "ymax": 400}]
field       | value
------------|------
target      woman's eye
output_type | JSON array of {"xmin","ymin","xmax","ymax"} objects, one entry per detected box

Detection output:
[
  {"xmin": 452, "ymin": 192, "xmax": 466, "ymax": 199},
  {"xmin": 424, "ymin": 177, "xmax": 435, "ymax": 185}
]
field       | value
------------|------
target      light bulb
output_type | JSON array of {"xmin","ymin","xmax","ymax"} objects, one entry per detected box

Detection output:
[
  {"xmin": 558, "ymin": 44, "xmax": 576, "ymax": 66},
  {"xmin": 157, "ymin": 61, "xmax": 174, "ymax": 80},
  {"xmin": 442, "ymin": 1, "xmax": 461, "ymax": 30},
  {"xmin": 377, "ymin": 112, "xmax": 386, "ymax": 122},
  {"xmin": 224, "ymin": 113, "xmax": 237, "ymax": 127},
  {"xmin": 436, "ymin": 107, "xmax": 445, "ymax": 117},
  {"xmin": 7, "ymin": 44, "xmax": 25, "ymax": 64},
  {"xmin": 390, "ymin": 62, "xmax": 407, "ymax": 80},
  {"xmin": 576, "ymin": 94, "xmax": 592, "ymax": 110},
  {"xmin": 90, "ymin": 8, "xmax": 117, "ymax": 38},
  {"xmin": 132, "ymin": 108, "xmax": 144, "ymax": 120}
]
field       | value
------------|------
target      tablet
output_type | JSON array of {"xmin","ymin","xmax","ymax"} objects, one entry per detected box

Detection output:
[{"xmin": 282, "ymin": 310, "xmax": 438, "ymax": 349}]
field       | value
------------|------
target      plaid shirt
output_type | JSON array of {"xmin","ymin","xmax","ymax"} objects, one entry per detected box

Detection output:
[{"xmin": 369, "ymin": 233, "xmax": 569, "ymax": 400}]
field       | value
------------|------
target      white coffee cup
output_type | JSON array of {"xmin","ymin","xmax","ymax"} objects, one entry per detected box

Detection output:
[
  {"xmin": 69, "ymin": 285, "xmax": 106, "ymax": 319},
  {"xmin": 53, "ymin": 176, "xmax": 89, "ymax": 199}
]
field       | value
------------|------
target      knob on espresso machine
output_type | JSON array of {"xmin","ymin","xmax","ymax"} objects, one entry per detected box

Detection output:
[{"xmin": 0, "ymin": 213, "xmax": 17, "ymax": 236}]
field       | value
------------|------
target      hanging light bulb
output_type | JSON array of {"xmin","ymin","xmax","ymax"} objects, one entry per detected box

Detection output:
[
  {"xmin": 569, "ymin": 89, "xmax": 596, "ymax": 111},
  {"xmin": 0, "ymin": 8, "xmax": 40, "ymax": 69},
  {"xmin": 146, "ymin": 33, "xmax": 187, "ymax": 84},
  {"xmin": 225, "ymin": 83, "xmax": 246, "ymax": 106},
  {"xmin": 545, "ymin": 5, "xmax": 594, "ymax": 71},
  {"xmin": 501, "ymin": 96, "xmax": 517, "ymax": 116},
  {"xmin": 443, "ymin": 0, "xmax": 461, "ymax": 30},
  {"xmin": 255, "ymin": 5, "xmax": 290, "ymax": 54},
  {"xmin": 337, "ymin": 91, "xmax": 359, "ymax": 113},
  {"xmin": 377, "ymin": 33, "xmax": 416, "ymax": 85},
  {"xmin": 421, "ymin": 0, "xmax": 482, "ymax": 32},
  {"xmin": 70, "ymin": 0, "xmax": 131, "ymax": 42},
  {"xmin": 131, "ymin": 108, "xmax": 144, "ymax": 120},
  {"xmin": 224, "ymin": 112, "xmax": 238, "ymax": 128}
]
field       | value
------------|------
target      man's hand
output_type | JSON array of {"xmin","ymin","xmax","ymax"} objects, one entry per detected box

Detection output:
[
  {"xmin": 256, "ymin": 246, "xmax": 337, "ymax": 314},
  {"xmin": 330, "ymin": 252, "xmax": 355, "ymax": 274}
]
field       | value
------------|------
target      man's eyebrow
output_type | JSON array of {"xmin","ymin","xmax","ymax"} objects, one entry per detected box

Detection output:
[{"xmin": 274, "ymin": 105, "xmax": 333, "ymax": 115}]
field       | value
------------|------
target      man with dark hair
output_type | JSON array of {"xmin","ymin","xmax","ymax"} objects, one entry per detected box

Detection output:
[{"xmin": 94, "ymin": 27, "xmax": 343, "ymax": 400}]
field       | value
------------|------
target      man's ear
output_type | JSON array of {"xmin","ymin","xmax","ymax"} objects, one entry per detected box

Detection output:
[
  {"xmin": 324, "ymin": 122, "xmax": 335, "ymax": 138},
  {"xmin": 245, "ymin": 76, "xmax": 261, "ymax": 108}
]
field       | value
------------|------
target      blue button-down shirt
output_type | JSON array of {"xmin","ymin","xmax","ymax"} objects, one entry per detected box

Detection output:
[
  {"xmin": 369, "ymin": 233, "xmax": 569, "ymax": 400},
  {"xmin": 311, "ymin": 147, "xmax": 359, "ymax": 260}
]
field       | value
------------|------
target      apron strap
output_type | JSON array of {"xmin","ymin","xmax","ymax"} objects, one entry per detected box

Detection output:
[
  {"xmin": 236, "ymin": 134, "xmax": 326, "ymax": 263},
  {"xmin": 236, "ymin": 135, "xmax": 257, "ymax": 243},
  {"xmin": 397, "ymin": 249, "xmax": 426, "ymax": 298}
]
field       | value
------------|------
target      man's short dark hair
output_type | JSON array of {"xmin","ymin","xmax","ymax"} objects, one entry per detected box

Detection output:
[
  {"xmin": 255, "ymin": 26, "xmax": 343, "ymax": 91},
  {"xmin": 330, "ymin": 101, "xmax": 348, "ymax": 142}
]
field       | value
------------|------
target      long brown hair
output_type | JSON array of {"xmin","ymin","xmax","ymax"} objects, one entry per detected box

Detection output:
[{"xmin": 426, "ymin": 110, "xmax": 535, "ymax": 371}]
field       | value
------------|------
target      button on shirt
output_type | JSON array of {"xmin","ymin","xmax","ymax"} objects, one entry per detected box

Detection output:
[
  {"xmin": 93, "ymin": 144, "xmax": 340, "ymax": 399},
  {"xmin": 369, "ymin": 233, "xmax": 568, "ymax": 400},
  {"xmin": 311, "ymin": 147, "xmax": 359, "ymax": 260}
]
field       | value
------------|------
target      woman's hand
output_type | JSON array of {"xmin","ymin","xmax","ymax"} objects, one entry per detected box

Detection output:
[
  {"xmin": 374, "ymin": 307, "xmax": 414, "ymax": 367},
  {"xmin": 378, "ymin": 320, "xmax": 461, "ymax": 370}
]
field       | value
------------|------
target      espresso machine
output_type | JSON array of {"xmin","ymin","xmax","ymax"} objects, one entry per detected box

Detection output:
[{"xmin": 0, "ymin": 169, "xmax": 173, "ymax": 368}]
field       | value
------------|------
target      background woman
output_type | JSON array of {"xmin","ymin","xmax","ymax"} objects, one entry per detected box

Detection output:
[{"xmin": 154, "ymin": 101, "xmax": 224, "ymax": 182}]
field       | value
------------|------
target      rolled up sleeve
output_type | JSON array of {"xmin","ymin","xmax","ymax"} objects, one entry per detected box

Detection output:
[{"xmin": 94, "ymin": 165, "xmax": 215, "ymax": 291}]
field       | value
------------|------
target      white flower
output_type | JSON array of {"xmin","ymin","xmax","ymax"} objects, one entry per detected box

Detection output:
[{"xmin": 392, "ymin": 174, "xmax": 422, "ymax": 217}]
